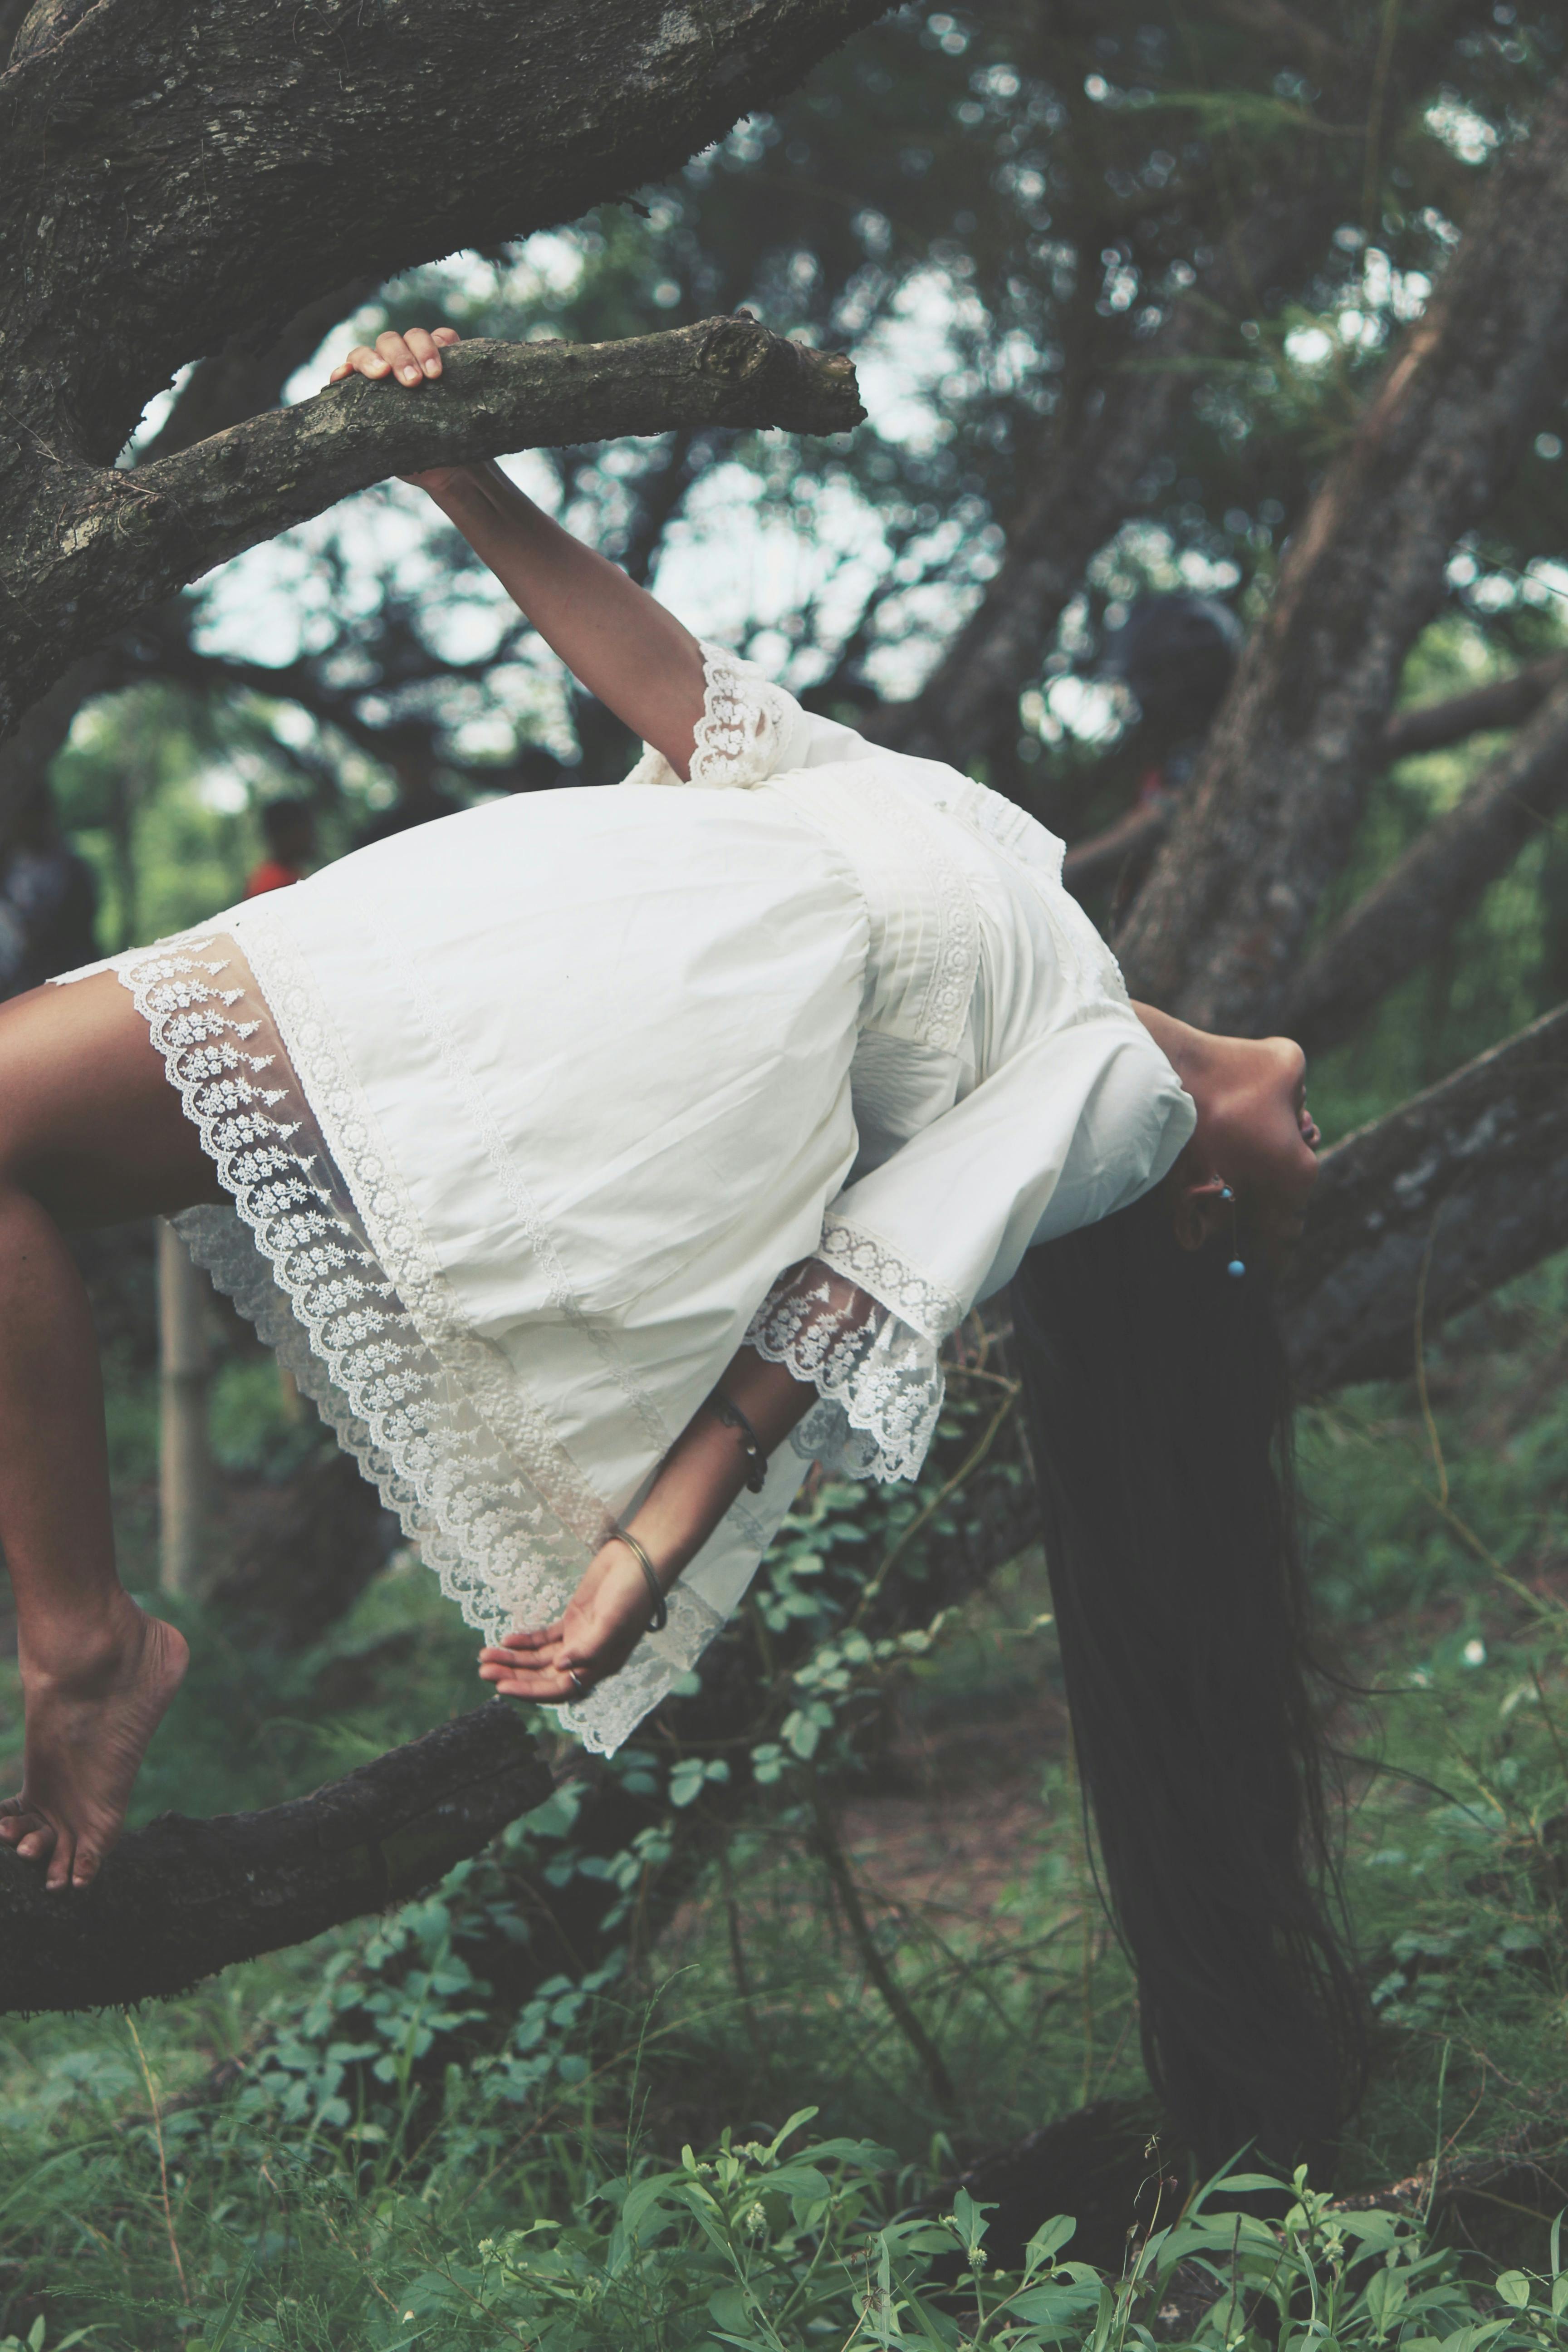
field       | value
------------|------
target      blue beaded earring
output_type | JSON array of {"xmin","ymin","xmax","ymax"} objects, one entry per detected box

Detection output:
[{"xmin": 1221, "ymin": 1184, "xmax": 1245, "ymax": 1279}]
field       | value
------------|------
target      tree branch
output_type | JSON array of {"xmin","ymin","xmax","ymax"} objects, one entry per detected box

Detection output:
[
  {"xmin": 1279, "ymin": 1003, "xmax": 1568, "ymax": 1394},
  {"xmin": 0, "ymin": 1701, "xmax": 552, "ymax": 2012},
  {"xmin": 1118, "ymin": 68, "xmax": 1568, "ymax": 1033},
  {"xmin": 1063, "ymin": 799, "xmax": 1171, "ymax": 895},
  {"xmin": 1284, "ymin": 674, "xmax": 1568, "ymax": 1055},
  {"xmin": 1381, "ymin": 650, "xmax": 1568, "ymax": 761},
  {"xmin": 0, "ymin": 319, "xmax": 863, "ymax": 745},
  {"xmin": 1062, "ymin": 655, "xmax": 1568, "ymax": 916}
]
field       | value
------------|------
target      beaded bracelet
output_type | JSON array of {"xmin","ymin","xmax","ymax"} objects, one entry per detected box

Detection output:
[{"xmin": 710, "ymin": 1390, "xmax": 769, "ymax": 1493}]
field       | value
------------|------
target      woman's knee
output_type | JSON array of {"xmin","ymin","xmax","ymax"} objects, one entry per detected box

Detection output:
[{"xmin": 0, "ymin": 976, "xmax": 220, "ymax": 1225}]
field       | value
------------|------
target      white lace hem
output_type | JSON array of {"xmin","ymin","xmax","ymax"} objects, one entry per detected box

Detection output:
[
  {"xmin": 621, "ymin": 640, "xmax": 803, "ymax": 790},
  {"xmin": 745, "ymin": 1256, "xmax": 946, "ymax": 1487},
  {"xmin": 93, "ymin": 933, "xmax": 722, "ymax": 1757}
]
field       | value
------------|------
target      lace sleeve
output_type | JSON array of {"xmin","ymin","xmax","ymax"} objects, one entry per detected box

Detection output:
[
  {"xmin": 745, "ymin": 1258, "xmax": 945, "ymax": 1486},
  {"xmin": 622, "ymin": 641, "xmax": 808, "ymax": 791}
]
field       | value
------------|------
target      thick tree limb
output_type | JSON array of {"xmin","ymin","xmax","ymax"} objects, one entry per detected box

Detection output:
[
  {"xmin": 0, "ymin": 1392, "xmax": 1032, "ymax": 2016},
  {"xmin": 0, "ymin": 1702, "xmax": 552, "ymax": 2012},
  {"xmin": 0, "ymin": 0, "xmax": 886, "ymax": 466},
  {"xmin": 0, "ymin": 320, "xmax": 862, "ymax": 744},
  {"xmin": 1118, "ymin": 70, "xmax": 1568, "ymax": 1034},
  {"xmin": 1284, "ymin": 676, "xmax": 1568, "ymax": 1055},
  {"xmin": 1279, "ymin": 1004, "xmax": 1568, "ymax": 1395}
]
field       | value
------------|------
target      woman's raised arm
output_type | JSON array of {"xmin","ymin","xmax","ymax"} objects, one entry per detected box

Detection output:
[{"xmin": 329, "ymin": 327, "xmax": 709, "ymax": 778}]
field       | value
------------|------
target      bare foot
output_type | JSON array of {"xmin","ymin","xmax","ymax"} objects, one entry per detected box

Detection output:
[{"xmin": 0, "ymin": 1598, "xmax": 189, "ymax": 1891}]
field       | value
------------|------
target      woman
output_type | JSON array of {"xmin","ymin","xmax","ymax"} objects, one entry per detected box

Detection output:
[{"xmin": 0, "ymin": 324, "xmax": 1359, "ymax": 2169}]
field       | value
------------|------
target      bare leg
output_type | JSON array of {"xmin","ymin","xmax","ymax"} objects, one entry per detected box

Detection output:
[{"xmin": 0, "ymin": 972, "xmax": 224, "ymax": 1889}]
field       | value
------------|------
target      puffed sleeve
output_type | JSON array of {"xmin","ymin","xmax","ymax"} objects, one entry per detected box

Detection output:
[
  {"xmin": 748, "ymin": 1016, "xmax": 1195, "ymax": 1485},
  {"xmin": 622, "ymin": 640, "xmax": 876, "ymax": 789}
]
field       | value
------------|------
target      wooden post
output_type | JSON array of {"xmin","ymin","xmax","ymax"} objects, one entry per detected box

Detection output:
[{"xmin": 157, "ymin": 1219, "xmax": 211, "ymax": 1597}]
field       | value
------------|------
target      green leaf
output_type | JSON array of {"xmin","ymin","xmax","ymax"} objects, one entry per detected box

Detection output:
[
  {"xmin": 1025, "ymin": 2215, "xmax": 1078, "ymax": 2269},
  {"xmin": 1494, "ymin": 2272, "xmax": 1533, "ymax": 2310}
]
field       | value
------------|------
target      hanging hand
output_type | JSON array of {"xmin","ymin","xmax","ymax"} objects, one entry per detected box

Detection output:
[{"xmin": 477, "ymin": 1538, "xmax": 662, "ymax": 1704}]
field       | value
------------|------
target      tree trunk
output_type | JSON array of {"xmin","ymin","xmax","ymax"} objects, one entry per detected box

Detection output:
[
  {"xmin": 1117, "ymin": 66, "xmax": 1568, "ymax": 1034},
  {"xmin": 157, "ymin": 1219, "xmax": 211, "ymax": 1599}
]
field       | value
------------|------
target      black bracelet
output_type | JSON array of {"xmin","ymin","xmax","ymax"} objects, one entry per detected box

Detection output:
[
  {"xmin": 610, "ymin": 1525, "xmax": 668, "ymax": 1632},
  {"xmin": 710, "ymin": 1390, "xmax": 769, "ymax": 1493}
]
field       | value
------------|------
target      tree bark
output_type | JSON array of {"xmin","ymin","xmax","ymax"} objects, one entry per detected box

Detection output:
[
  {"xmin": 1284, "ymin": 675, "xmax": 1568, "ymax": 1055},
  {"xmin": 1279, "ymin": 1002, "xmax": 1568, "ymax": 1395},
  {"xmin": 1117, "ymin": 67, "xmax": 1568, "ymax": 1035},
  {"xmin": 0, "ymin": 321, "xmax": 862, "ymax": 746},
  {"xmin": 0, "ymin": 278, "xmax": 385, "ymax": 858},
  {"xmin": 0, "ymin": 0, "xmax": 880, "ymax": 747},
  {"xmin": 0, "ymin": 1702, "xmax": 552, "ymax": 2012}
]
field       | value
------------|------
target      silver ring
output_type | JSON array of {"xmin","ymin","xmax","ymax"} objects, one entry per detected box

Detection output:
[{"xmin": 566, "ymin": 1667, "xmax": 588, "ymax": 1695}]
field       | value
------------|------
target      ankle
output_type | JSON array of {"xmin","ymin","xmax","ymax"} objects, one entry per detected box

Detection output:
[{"xmin": 17, "ymin": 1592, "xmax": 146, "ymax": 1684}]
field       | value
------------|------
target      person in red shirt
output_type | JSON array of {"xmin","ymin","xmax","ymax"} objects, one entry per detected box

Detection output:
[{"xmin": 245, "ymin": 800, "xmax": 315, "ymax": 898}]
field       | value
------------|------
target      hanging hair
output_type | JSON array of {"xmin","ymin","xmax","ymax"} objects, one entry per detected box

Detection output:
[{"xmin": 1010, "ymin": 1184, "xmax": 1366, "ymax": 2178}]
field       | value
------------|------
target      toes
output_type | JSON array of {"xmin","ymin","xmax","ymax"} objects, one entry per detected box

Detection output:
[
  {"xmin": 70, "ymin": 1845, "xmax": 100, "ymax": 1891},
  {"xmin": 15, "ymin": 1817, "xmax": 56, "ymax": 1864},
  {"xmin": 45, "ymin": 1832, "xmax": 75, "ymax": 1894}
]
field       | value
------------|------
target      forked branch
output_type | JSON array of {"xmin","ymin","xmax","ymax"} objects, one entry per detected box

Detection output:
[{"xmin": 1, "ymin": 320, "xmax": 863, "ymax": 741}]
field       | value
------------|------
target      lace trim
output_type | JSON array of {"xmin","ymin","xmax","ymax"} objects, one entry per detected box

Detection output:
[
  {"xmin": 557, "ymin": 1577, "xmax": 726, "ymax": 1753},
  {"xmin": 106, "ymin": 931, "xmax": 711, "ymax": 1759},
  {"xmin": 817, "ymin": 1214, "xmax": 962, "ymax": 1345},
  {"xmin": 745, "ymin": 1259, "xmax": 944, "ymax": 1486},
  {"xmin": 622, "ymin": 640, "xmax": 801, "ymax": 791}
]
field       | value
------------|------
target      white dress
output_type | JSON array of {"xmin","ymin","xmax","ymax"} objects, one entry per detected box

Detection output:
[{"xmin": 57, "ymin": 646, "xmax": 1195, "ymax": 1754}]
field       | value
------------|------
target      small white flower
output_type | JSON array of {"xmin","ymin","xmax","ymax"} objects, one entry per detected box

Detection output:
[{"xmin": 1463, "ymin": 1638, "xmax": 1486, "ymax": 1668}]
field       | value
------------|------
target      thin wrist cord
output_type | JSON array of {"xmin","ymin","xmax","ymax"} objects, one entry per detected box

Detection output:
[{"xmin": 709, "ymin": 1390, "xmax": 769, "ymax": 1492}]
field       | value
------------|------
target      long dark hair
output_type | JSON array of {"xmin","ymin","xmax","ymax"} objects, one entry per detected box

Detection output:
[{"xmin": 1010, "ymin": 1184, "xmax": 1366, "ymax": 2177}]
